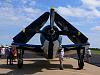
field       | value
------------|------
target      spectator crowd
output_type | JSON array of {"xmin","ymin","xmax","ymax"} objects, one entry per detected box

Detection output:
[{"xmin": 0, "ymin": 45, "xmax": 17, "ymax": 65}]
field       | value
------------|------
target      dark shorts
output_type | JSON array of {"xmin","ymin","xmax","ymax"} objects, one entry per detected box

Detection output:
[{"xmin": 86, "ymin": 54, "xmax": 91, "ymax": 58}]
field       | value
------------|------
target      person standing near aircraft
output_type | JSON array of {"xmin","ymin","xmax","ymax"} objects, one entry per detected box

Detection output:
[
  {"xmin": 6, "ymin": 47, "xmax": 14, "ymax": 65},
  {"xmin": 57, "ymin": 48, "xmax": 64, "ymax": 70},
  {"xmin": 85, "ymin": 48, "xmax": 92, "ymax": 62},
  {"xmin": 1, "ymin": 46, "xmax": 5, "ymax": 56},
  {"xmin": 12, "ymin": 46, "xmax": 17, "ymax": 62},
  {"xmin": 5, "ymin": 47, "xmax": 10, "ymax": 65},
  {"xmin": 9, "ymin": 48, "xmax": 14, "ymax": 65}
]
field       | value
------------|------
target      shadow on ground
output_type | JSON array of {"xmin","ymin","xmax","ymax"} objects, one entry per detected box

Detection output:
[
  {"xmin": 69, "ymin": 54, "xmax": 100, "ymax": 67},
  {"xmin": 0, "ymin": 60, "xmax": 77, "ymax": 75}
]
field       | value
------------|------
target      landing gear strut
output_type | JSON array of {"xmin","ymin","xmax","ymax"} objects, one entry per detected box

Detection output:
[
  {"xmin": 17, "ymin": 49, "xmax": 24, "ymax": 69},
  {"xmin": 77, "ymin": 47, "xmax": 85, "ymax": 70}
]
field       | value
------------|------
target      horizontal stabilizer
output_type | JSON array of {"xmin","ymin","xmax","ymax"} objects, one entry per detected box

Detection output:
[{"xmin": 12, "ymin": 43, "xmax": 43, "ymax": 52}]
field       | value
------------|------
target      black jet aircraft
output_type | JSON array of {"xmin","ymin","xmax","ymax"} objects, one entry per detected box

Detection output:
[{"xmin": 11, "ymin": 8, "xmax": 90, "ymax": 70}]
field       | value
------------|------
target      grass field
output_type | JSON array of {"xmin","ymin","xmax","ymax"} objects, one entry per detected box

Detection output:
[
  {"xmin": 64, "ymin": 48, "xmax": 100, "ymax": 55},
  {"xmin": 91, "ymin": 48, "xmax": 100, "ymax": 55}
]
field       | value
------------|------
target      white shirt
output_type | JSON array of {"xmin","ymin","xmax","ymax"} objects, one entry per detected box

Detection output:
[
  {"xmin": 1, "ymin": 48, "xmax": 5, "ymax": 55},
  {"xmin": 85, "ymin": 49, "xmax": 91, "ymax": 55},
  {"xmin": 59, "ymin": 49, "xmax": 64, "ymax": 58}
]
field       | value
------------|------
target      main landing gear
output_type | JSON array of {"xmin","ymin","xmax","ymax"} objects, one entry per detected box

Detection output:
[
  {"xmin": 77, "ymin": 47, "xmax": 85, "ymax": 70},
  {"xmin": 17, "ymin": 49, "xmax": 24, "ymax": 69},
  {"xmin": 58, "ymin": 47, "xmax": 85, "ymax": 70}
]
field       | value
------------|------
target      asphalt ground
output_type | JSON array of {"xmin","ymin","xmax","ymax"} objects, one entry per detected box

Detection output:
[{"xmin": 69, "ymin": 54, "xmax": 100, "ymax": 67}]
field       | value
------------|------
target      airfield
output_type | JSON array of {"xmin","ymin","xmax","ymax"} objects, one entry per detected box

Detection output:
[{"xmin": 0, "ymin": 51, "xmax": 100, "ymax": 75}]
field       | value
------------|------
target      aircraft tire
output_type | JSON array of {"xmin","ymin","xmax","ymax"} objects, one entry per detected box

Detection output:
[
  {"xmin": 17, "ymin": 59, "xmax": 23, "ymax": 69},
  {"xmin": 78, "ymin": 59, "xmax": 84, "ymax": 70}
]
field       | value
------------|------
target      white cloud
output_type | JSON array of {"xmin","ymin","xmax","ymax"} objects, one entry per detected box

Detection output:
[
  {"xmin": 0, "ymin": 7, "xmax": 41, "ymax": 29},
  {"xmin": 24, "ymin": 7, "xmax": 34, "ymax": 13},
  {"xmin": 28, "ymin": 0, "xmax": 36, "ymax": 7},
  {"xmin": 56, "ymin": 0, "xmax": 100, "ymax": 19},
  {"xmin": 21, "ymin": 0, "xmax": 36, "ymax": 6},
  {"xmin": 91, "ymin": 26, "xmax": 100, "ymax": 31},
  {"xmin": 0, "ymin": 1, "xmax": 42, "ymax": 27},
  {"xmin": 87, "ymin": 33, "xmax": 100, "ymax": 48},
  {"xmin": 81, "ymin": 0, "xmax": 100, "ymax": 9},
  {"xmin": 0, "ymin": 7, "xmax": 19, "ymax": 22},
  {"xmin": 23, "ymin": 7, "xmax": 42, "ymax": 18},
  {"xmin": 56, "ymin": 6, "xmax": 88, "ymax": 17},
  {"xmin": 0, "ymin": 34, "xmax": 13, "ymax": 45},
  {"xmin": 22, "ymin": 0, "xmax": 29, "ymax": 4},
  {"xmin": 0, "ymin": 0, "xmax": 43, "ymax": 45}
]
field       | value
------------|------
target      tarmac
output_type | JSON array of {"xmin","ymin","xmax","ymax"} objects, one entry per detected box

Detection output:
[{"xmin": 0, "ymin": 51, "xmax": 100, "ymax": 75}]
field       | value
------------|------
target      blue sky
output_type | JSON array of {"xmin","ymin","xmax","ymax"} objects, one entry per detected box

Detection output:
[{"xmin": 0, "ymin": 0, "xmax": 100, "ymax": 48}]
